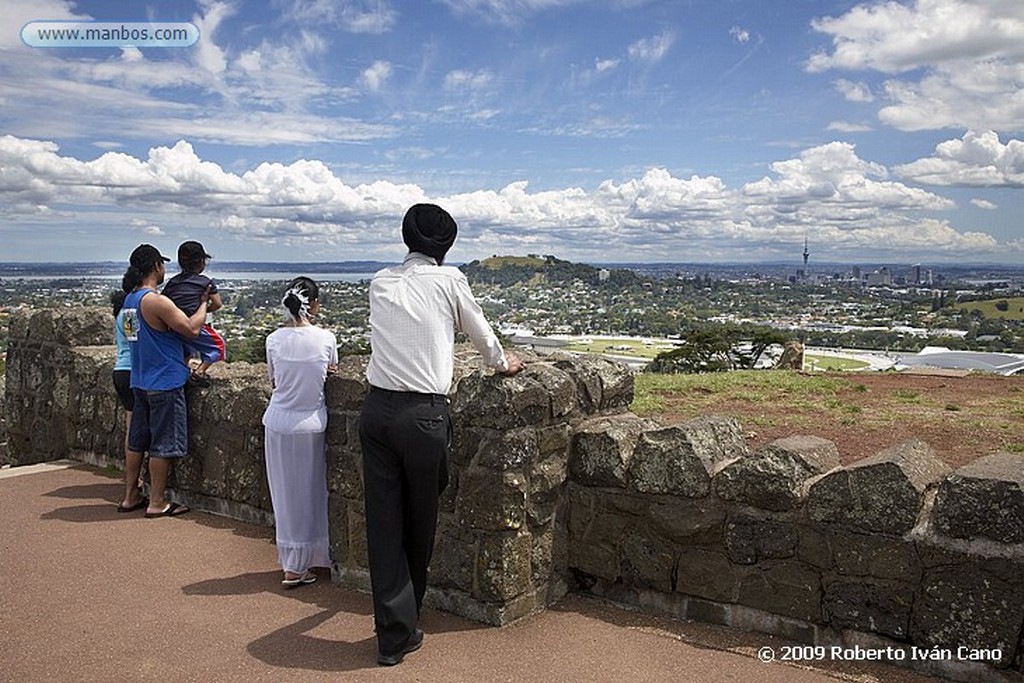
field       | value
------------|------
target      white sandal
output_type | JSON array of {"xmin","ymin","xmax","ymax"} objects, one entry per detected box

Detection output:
[{"xmin": 281, "ymin": 570, "xmax": 316, "ymax": 588}]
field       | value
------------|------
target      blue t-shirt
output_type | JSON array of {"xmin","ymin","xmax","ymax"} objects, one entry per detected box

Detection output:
[
  {"xmin": 162, "ymin": 271, "xmax": 217, "ymax": 316},
  {"xmin": 114, "ymin": 308, "xmax": 131, "ymax": 371},
  {"xmin": 123, "ymin": 289, "xmax": 190, "ymax": 391}
]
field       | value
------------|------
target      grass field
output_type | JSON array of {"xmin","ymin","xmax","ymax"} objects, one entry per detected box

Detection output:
[
  {"xmin": 953, "ymin": 296, "xmax": 1024, "ymax": 320},
  {"xmin": 803, "ymin": 354, "xmax": 870, "ymax": 371},
  {"xmin": 564, "ymin": 338, "xmax": 672, "ymax": 359}
]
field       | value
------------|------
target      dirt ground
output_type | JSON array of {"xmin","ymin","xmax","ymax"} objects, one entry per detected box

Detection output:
[{"xmin": 656, "ymin": 370, "xmax": 1024, "ymax": 469}]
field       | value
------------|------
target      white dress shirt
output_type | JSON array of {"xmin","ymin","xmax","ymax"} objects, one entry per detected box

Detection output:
[
  {"xmin": 263, "ymin": 325, "xmax": 338, "ymax": 433},
  {"xmin": 366, "ymin": 253, "xmax": 508, "ymax": 395}
]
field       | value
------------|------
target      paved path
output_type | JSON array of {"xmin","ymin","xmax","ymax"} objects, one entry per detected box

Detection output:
[{"xmin": 0, "ymin": 462, "xmax": 945, "ymax": 683}]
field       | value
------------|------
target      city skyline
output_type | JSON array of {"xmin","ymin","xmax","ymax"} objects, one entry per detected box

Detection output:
[{"xmin": 2, "ymin": 0, "xmax": 1023, "ymax": 264}]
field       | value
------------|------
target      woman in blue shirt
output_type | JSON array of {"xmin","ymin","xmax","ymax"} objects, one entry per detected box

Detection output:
[{"xmin": 111, "ymin": 281, "xmax": 147, "ymax": 513}]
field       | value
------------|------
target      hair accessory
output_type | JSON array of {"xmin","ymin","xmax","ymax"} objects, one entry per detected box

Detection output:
[{"xmin": 281, "ymin": 286, "xmax": 310, "ymax": 322}]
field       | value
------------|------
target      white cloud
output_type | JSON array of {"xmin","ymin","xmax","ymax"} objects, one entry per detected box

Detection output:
[
  {"xmin": 627, "ymin": 30, "xmax": 675, "ymax": 65},
  {"xmin": 808, "ymin": 1, "xmax": 1024, "ymax": 132},
  {"xmin": 362, "ymin": 60, "xmax": 392, "ymax": 91},
  {"xmin": 444, "ymin": 69, "xmax": 494, "ymax": 90},
  {"xmin": 971, "ymin": 198, "xmax": 997, "ymax": 210},
  {"xmin": 895, "ymin": 130, "xmax": 1024, "ymax": 187},
  {"xmin": 436, "ymin": 0, "xmax": 590, "ymax": 25},
  {"xmin": 807, "ymin": 0, "xmax": 1024, "ymax": 74},
  {"xmin": 827, "ymin": 121, "xmax": 873, "ymax": 133},
  {"xmin": 192, "ymin": 1, "xmax": 234, "ymax": 75},
  {"xmin": 279, "ymin": 0, "xmax": 397, "ymax": 34},
  {"xmin": 730, "ymin": 26, "xmax": 750, "ymax": 44},
  {"xmin": 0, "ymin": 134, "xmax": 1010, "ymax": 262},
  {"xmin": 595, "ymin": 58, "xmax": 620, "ymax": 73},
  {"xmin": 2, "ymin": 0, "xmax": 89, "ymax": 49},
  {"xmin": 834, "ymin": 78, "xmax": 874, "ymax": 103}
]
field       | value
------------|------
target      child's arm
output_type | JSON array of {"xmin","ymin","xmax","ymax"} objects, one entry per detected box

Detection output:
[{"xmin": 207, "ymin": 292, "xmax": 223, "ymax": 313}]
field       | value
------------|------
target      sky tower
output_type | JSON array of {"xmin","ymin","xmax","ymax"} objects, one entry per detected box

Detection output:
[{"xmin": 802, "ymin": 234, "xmax": 809, "ymax": 281}]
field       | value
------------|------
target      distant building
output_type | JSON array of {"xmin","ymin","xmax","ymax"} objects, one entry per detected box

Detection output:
[
  {"xmin": 598, "ymin": 269, "xmax": 610, "ymax": 282},
  {"xmin": 866, "ymin": 267, "xmax": 892, "ymax": 287}
]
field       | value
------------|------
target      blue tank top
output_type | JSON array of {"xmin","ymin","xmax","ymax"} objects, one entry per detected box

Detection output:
[{"xmin": 122, "ymin": 289, "xmax": 189, "ymax": 390}]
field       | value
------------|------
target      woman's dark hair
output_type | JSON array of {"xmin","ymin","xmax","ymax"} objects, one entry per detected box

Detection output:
[
  {"xmin": 283, "ymin": 276, "xmax": 320, "ymax": 320},
  {"xmin": 110, "ymin": 289, "xmax": 127, "ymax": 316},
  {"xmin": 121, "ymin": 265, "xmax": 145, "ymax": 293}
]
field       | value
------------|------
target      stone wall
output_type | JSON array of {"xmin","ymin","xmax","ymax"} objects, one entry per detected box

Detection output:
[{"xmin": 6, "ymin": 307, "xmax": 1023, "ymax": 682}]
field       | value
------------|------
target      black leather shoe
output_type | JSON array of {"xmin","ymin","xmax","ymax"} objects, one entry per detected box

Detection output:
[{"xmin": 377, "ymin": 628, "xmax": 424, "ymax": 666}]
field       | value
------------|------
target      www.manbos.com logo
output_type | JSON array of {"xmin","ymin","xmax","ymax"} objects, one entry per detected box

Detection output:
[{"xmin": 22, "ymin": 21, "xmax": 200, "ymax": 48}]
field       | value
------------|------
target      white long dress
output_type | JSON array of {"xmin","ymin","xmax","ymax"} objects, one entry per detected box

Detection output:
[{"xmin": 262, "ymin": 324, "xmax": 338, "ymax": 574}]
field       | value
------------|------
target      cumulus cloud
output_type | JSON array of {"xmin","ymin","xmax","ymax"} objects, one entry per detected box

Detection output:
[
  {"xmin": 444, "ymin": 69, "xmax": 494, "ymax": 90},
  {"xmin": 971, "ymin": 198, "xmax": 997, "ymax": 210},
  {"xmin": 362, "ymin": 60, "xmax": 392, "ymax": 91},
  {"xmin": 807, "ymin": 1, "xmax": 1024, "ymax": 132},
  {"xmin": 0, "ymin": 134, "xmax": 1010, "ymax": 262},
  {"xmin": 827, "ymin": 121, "xmax": 873, "ymax": 133},
  {"xmin": 595, "ymin": 58, "xmax": 620, "ymax": 73},
  {"xmin": 628, "ymin": 30, "xmax": 675, "ymax": 65},
  {"xmin": 730, "ymin": 26, "xmax": 750, "ymax": 43},
  {"xmin": 834, "ymin": 78, "xmax": 874, "ymax": 103},
  {"xmin": 894, "ymin": 130, "xmax": 1024, "ymax": 187}
]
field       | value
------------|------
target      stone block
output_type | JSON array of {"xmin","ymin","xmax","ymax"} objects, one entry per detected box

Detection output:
[
  {"xmin": 675, "ymin": 548, "xmax": 739, "ymax": 603},
  {"xmin": 536, "ymin": 424, "xmax": 571, "ymax": 456},
  {"xmin": 326, "ymin": 446, "xmax": 363, "ymax": 499},
  {"xmin": 714, "ymin": 435, "xmax": 840, "ymax": 511},
  {"xmin": 430, "ymin": 514, "xmax": 478, "ymax": 592},
  {"xmin": 932, "ymin": 452, "xmax": 1024, "ymax": 544},
  {"xmin": 570, "ymin": 508, "xmax": 629, "ymax": 582},
  {"xmin": 725, "ymin": 513, "xmax": 797, "ymax": 565},
  {"xmin": 830, "ymin": 529, "xmax": 921, "ymax": 581},
  {"xmin": 524, "ymin": 363, "xmax": 578, "ymax": 418},
  {"xmin": 630, "ymin": 417, "xmax": 747, "ymax": 497},
  {"xmin": 553, "ymin": 354, "xmax": 633, "ymax": 413},
  {"xmin": 737, "ymin": 561, "xmax": 822, "ymax": 623},
  {"xmin": 450, "ymin": 425, "xmax": 489, "ymax": 467},
  {"xmin": 475, "ymin": 531, "xmax": 532, "ymax": 602},
  {"xmin": 324, "ymin": 356, "xmax": 369, "ymax": 411},
  {"xmin": 569, "ymin": 414, "xmax": 653, "ymax": 488},
  {"xmin": 451, "ymin": 371, "xmax": 549, "ymax": 429},
  {"xmin": 806, "ymin": 439, "xmax": 950, "ymax": 534},
  {"xmin": 647, "ymin": 498, "xmax": 726, "ymax": 545},
  {"xmin": 620, "ymin": 527, "xmax": 677, "ymax": 592},
  {"xmin": 456, "ymin": 466, "xmax": 526, "ymax": 530},
  {"xmin": 912, "ymin": 564, "xmax": 1024, "ymax": 666},
  {"xmin": 528, "ymin": 452, "xmax": 569, "ymax": 526},
  {"xmin": 475, "ymin": 427, "xmax": 538, "ymax": 471},
  {"xmin": 823, "ymin": 578, "xmax": 914, "ymax": 639}
]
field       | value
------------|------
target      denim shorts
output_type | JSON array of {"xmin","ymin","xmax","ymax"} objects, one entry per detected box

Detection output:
[{"xmin": 128, "ymin": 386, "xmax": 188, "ymax": 458}]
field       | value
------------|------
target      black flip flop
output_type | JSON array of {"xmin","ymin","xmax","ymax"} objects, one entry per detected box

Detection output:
[
  {"xmin": 144, "ymin": 502, "xmax": 190, "ymax": 518},
  {"xmin": 116, "ymin": 497, "xmax": 149, "ymax": 513}
]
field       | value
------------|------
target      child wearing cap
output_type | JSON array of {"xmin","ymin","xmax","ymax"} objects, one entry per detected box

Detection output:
[{"xmin": 162, "ymin": 240, "xmax": 225, "ymax": 386}]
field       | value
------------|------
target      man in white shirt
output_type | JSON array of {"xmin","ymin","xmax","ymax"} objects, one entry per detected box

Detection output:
[{"xmin": 360, "ymin": 204, "xmax": 524, "ymax": 666}]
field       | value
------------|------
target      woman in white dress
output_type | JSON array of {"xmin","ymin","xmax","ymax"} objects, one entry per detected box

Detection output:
[{"xmin": 262, "ymin": 277, "xmax": 338, "ymax": 587}]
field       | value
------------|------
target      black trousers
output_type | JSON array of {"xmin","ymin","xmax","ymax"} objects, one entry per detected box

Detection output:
[{"xmin": 358, "ymin": 387, "xmax": 450, "ymax": 655}]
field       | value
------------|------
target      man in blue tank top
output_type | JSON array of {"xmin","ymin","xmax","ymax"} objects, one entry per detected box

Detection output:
[{"xmin": 121, "ymin": 244, "xmax": 210, "ymax": 518}]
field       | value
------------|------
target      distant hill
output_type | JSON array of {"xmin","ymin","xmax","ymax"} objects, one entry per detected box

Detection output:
[
  {"xmin": 953, "ymin": 296, "xmax": 1024, "ymax": 321},
  {"xmin": 462, "ymin": 255, "xmax": 640, "ymax": 287}
]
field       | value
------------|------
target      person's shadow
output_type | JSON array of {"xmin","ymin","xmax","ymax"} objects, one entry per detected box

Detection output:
[{"xmin": 183, "ymin": 570, "xmax": 483, "ymax": 672}]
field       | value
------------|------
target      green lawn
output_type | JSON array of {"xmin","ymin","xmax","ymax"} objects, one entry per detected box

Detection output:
[
  {"xmin": 564, "ymin": 338, "xmax": 671, "ymax": 359},
  {"xmin": 803, "ymin": 354, "xmax": 870, "ymax": 371},
  {"xmin": 953, "ymin": 296, "xmax": 1024, "ymax": 320}
]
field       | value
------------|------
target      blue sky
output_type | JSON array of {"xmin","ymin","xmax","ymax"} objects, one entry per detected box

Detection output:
[{"xmin": 2, "ymin": 0, "xmax": 1023, "ymax": 265}]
